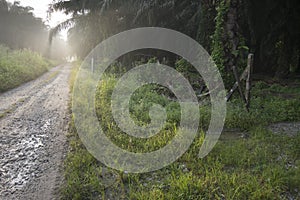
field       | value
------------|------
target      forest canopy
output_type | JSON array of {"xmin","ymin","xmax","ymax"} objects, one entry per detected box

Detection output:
[{"xmin": 49, "ymin": 0, "xmax": 300, "ymax": 79}]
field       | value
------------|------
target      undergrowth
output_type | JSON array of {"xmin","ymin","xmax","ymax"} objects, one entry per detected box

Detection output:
[
  {"xmin": 0, "ymin": 45, "xmax": 53, "ymax": 92},
  {"xmin": 62, "ymin": 62, "xmax": 300, "ymax": 199}
]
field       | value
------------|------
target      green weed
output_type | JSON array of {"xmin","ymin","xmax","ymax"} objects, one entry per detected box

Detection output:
[
  {"xmin": 0, "ymin": 45, "xmax": 52, "ymax": 92},
  {"xmin": 62, "ymin": 63, "xmax": 300, "ymax": 199}
]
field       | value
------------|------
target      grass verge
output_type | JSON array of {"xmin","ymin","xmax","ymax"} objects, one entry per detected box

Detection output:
[{"xmin": 0, "ymin": 45, "xmax": 54, "ymax": 92}]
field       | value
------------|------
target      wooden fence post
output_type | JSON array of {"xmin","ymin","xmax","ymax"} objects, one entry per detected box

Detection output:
[{"xmin": 245, "ymin": 53, "xmax": 254, "ymax": 110}]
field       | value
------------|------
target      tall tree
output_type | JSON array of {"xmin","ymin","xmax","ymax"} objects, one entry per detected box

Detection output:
[
  {"xmin": 49, "ymin": 0, "xmax": 300, "ymax": 77},
  {"xmin": 49, "ymin": 0, "xmax": 202, "ymax": 58},
  {"xmin": 0, "ymin": 0, "xmax": 68, "ymax": 60}
]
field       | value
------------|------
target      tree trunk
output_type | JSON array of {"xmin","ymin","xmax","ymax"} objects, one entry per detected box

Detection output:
[{"xmin": 224, "ymin": 0, "xmax": 240, "ymax": 71}]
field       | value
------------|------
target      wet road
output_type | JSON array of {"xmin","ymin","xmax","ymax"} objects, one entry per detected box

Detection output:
[{"xmin": 0, "ymin": 64, "xmax": 70, "ymax": 199}]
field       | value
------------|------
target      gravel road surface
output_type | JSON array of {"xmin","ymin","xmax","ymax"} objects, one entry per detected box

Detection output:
[{"xmin": 0, "ymin": 64, "xmax": 71, "ymax": 199}]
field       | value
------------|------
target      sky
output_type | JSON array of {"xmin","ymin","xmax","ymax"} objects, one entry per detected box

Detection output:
[{"xmin": 7, "ymin": 0, "xmax": 70, "ymax": 40}]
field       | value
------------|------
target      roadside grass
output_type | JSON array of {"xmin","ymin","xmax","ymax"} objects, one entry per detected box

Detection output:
[
  {"xmin": 62, "ymin": 63, "xmax": 300, "ymax": 199},
  {"xmin": 0, "ymin": 45, "xmax": 53, "ymax": 92}
]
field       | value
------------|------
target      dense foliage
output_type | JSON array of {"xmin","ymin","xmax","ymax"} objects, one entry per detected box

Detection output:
[
  {"xmin": 50, "ymin": 0, "xmax": 300, "ymax": 79},
  {"xmin": 54, "ymin": 2, "xmax": 300, "ymax": 199}
]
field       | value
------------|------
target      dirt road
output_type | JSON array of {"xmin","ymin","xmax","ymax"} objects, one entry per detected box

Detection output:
[{"xmin": 0, "ymin": 64, "xmax": 71, "ymax": 199}]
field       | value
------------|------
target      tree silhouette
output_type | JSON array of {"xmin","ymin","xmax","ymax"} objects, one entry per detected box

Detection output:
[
  {"xmin": 49, "ymin": 0, "xmax": 300, "ymax": 76},
  {"xmin": 0, "ymin": 0, "xmax": 68, "ymax": 60}
]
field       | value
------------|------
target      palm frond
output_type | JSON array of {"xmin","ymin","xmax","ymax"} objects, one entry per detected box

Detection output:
[{"xmin": 49, "ymin": 18, "xmax": 75, "ymax": 44}]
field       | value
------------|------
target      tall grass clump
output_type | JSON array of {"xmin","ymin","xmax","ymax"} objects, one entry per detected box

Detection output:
[{"xmin": 0, "ymin": 45, "xmax": 51, "ymax": 92}]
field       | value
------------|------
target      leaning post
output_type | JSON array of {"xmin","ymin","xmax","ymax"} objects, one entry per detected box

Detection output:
[{"xmin": 245, "ymin": 53, "xmax": 254, "ymax": 110}]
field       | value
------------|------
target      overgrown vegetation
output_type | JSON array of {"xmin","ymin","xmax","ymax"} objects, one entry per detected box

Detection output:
[
  {"xmin": 0, "ymin": 45, "xmax": 52, "ymax": 92},
  {"xmin": 211, "ymin": 0, "xmax": 229, "ymax": 81},
  {"xmin": 51, "ymin": 0, "xmax": 300, "ymax": 80},
  {"xmin": 53, "ymin": 0, "xmax": 300, "ymax": 199},
  {"xmin": 0, "ymin": 0, "xmax": 68, "ymax": 60},
  {"xmin": 62, "ymin": 63, "xmax": 300, "ymax": 199}
]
